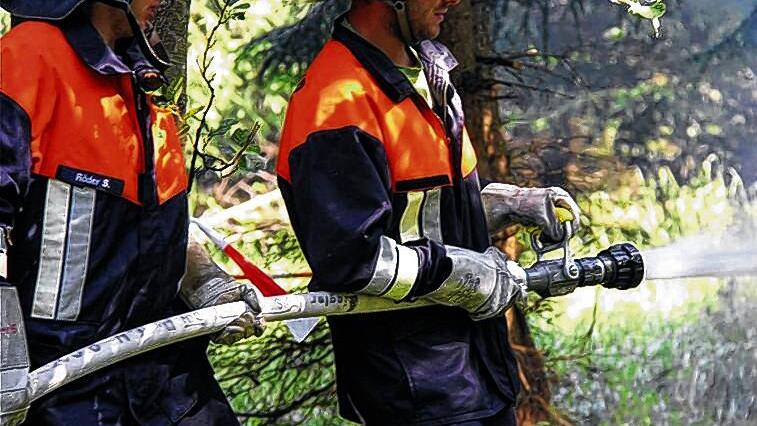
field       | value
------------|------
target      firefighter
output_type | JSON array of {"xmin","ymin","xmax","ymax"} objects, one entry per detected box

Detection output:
[
  {"xmin": 277, "ymin": 0, "xmax": 581, "ymax": 424},
  {"xmin": 0, "ymin": 1, "xmax": 261, "ymax": 424}
]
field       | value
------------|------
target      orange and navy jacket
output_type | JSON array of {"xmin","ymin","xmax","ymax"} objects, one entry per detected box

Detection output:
[
  {"xmin": 0, "ymin": 19, "xmax": 193, "ymax": 397},
  {"xmin": 277, "ymin": 23, "xmax": 520, "ymax": 425}
]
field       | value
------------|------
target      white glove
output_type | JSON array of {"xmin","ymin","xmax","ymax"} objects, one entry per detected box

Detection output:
[
  {"xmin": 481, "ymin": 183, "xmax": 580, "ymax": 241},
  {"xmin": 423, "ymin": 246, "xmax": 528, "ymax": 321},
  {"xmin": 180, "ymin": 239, "xmax": 264, "ymax": 345}
]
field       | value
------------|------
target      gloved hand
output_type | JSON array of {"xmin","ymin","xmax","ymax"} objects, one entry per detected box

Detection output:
[
  {"xmin": 480, "ymin": 183, "xmax": 581, "ymax": 242},
  {"xmin": 423, "ymin": 245, "xmax": 528, "ymax": 321},
  {"xmin": 180, "ymin": 239, "xmax": 265, "ymax": 345}
]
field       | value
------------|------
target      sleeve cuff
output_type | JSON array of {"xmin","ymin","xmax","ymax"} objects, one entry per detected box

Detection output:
[{"xmin": 357, "ymin": 236, "xmax": 419, "ymax": 301}]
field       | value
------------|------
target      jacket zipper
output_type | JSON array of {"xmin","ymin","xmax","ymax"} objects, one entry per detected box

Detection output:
[
  {"xmin": 433, "ymin": 72, "xmax": 460, "ymax": 178},
  {"xmin": 416, "ymin": 65, "xmax": 449, "ymax": 145},
  {"xmin": 130, "ymin": 73, "xmax": 157, "ymax": 208},
  {"xmin": 417, "ymin": 63, "xmax": 461, "ymax": 183}
]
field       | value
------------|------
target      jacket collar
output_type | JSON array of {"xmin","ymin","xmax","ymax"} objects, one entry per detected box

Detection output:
[
  {"xmin": 332, "ymin": 18, "xmax": 459, "ymax": 103},
  {"xmin": 417, "ymin": 40, "xmax": 459, "ymax": 73},
  {"xmin": 332, "ymin": 21, "xmax": 415, "ymax": 103},
  {"xmin": 62, "ymin": 19, "xmax": 132, "ymax": 75}
]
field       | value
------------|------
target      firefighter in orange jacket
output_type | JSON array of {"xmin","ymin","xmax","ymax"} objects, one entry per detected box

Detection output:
[
  {"xmin": 277, "ymin": 1, "xmax": 581, "ymax": 424},
  {"xmin": 0, "ymin": 1, "xmax": 261, "ymax": 424}
]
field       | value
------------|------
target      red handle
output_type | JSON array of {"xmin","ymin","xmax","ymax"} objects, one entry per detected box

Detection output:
[{"xmin": 223, "ymin": 245, "xmax": 288, "ymax": 296}]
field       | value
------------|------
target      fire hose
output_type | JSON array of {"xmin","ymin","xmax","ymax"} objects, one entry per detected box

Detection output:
[{"xmin": 0, "ymin": 241, "xmax": 644, "ymax": 423}]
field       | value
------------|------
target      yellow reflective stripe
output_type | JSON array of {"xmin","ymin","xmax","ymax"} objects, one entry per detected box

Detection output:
[
  {"xmin": 383, "ymin": 244, "xmax": 419, "ymax": 301},
  {"xmin": 358, "ymin": 236, "xmax": 419, "ymax": 301},
  {"xmin": 400, "ymin": 189, "xmax": 443, "ymax": 243},
  {"xmin": 399, "ymin": 191, "xmax": 424, "ymax": 243},
  {"xmin": 421, "ymin": 187, "xmax": 442, "ymax": 242},
  {"xmin": 359, "ymin": 236, "xmax": 398, "ymax": 296}
]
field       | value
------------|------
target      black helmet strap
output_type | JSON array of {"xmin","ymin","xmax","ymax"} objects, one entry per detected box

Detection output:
[{"xmin": 385, "ymin": 1, "xmax": 416, "ymax": 45}]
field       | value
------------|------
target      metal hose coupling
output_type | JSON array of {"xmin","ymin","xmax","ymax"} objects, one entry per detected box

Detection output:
[{"xmin": 525, "ymin": 243, "xmax": 645, "ymax": 298}]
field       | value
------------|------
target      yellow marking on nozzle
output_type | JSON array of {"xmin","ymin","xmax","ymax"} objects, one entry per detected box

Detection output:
[{"xmin": 555, "ymin": 207, "xmax": 575, "ymax": 223}]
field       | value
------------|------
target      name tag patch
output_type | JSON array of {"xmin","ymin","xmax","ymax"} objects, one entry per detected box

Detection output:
[{"xmin": 56, "ymin": 166, "xmax": 124, "ymax": 196}]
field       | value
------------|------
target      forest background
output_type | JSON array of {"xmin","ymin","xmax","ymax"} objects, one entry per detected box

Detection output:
[{"xmin": 2, "ymin": 1, "xmax": 756, "ymax": 424}]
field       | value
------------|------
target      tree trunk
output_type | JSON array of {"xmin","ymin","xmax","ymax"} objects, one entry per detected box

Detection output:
[
  {"xmin": 439, "ymin": 2, "xmax": 509, "ymax": 181},
  {"xmin": 440, "ymin": 5, "xmax": 557, "ymax": 425},
  {"xmin": 154, "ymin": 0, "xmax": 190, "ymax": 109}
]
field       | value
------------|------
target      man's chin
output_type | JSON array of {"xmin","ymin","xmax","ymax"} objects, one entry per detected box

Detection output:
[{"xmin": 419, "ymin": 26, "xmax": 442, "ymax": 41}]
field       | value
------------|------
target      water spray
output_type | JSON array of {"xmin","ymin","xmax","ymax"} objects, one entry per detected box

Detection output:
[{"xmin": 641, "ymin": 232, "xmax": 757, "ymax": 281}]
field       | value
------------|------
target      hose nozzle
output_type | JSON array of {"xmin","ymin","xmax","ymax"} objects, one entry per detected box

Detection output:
[{"xmin": 525, "ymin": 243, "xmax": 645, "ymax": 298}]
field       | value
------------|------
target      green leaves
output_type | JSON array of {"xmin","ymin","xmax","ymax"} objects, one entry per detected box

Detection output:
[
  {"xmin": 609, "ymin": 0, "xmax": 667, "ymax": 38},
  {"xmin": 229, "ymin": 1, "xmax": 250, "ymax": 21},
  {"xmin": 625, "ymin": 0, "xmax": 666, "ymax": 20}
]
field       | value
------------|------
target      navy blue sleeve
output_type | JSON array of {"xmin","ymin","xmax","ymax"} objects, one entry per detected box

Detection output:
[
  {"xmin": 279, "ymin": 126, "xmax": 449, "ymax": 298},
  {"xmin": 0, "ymin": 93, "xmax": 32, "ymax": 227}
]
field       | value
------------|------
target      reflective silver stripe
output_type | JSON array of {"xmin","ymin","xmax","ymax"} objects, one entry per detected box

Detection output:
[
  {"xmin": 399, "ymin": 191, "xmax": 424, "ymax": 243},
  {"xmin": 0, "ymin": 368, "xmax": 28, "ymax": 392},
  {"xmin": 358, "ymin": 236, "xmax": 398, "ymax": 296},
  {"xmin": 32, "ymin": 180, "xmax": 71, "ymax": 319},
  {"xmin": 421, "ymin": 187, "xmax": 443, "ymax": 242},
  {"xmin": 57, "ymin": 186, "xmax": 95, "ymax": 321},
  {"xmin": 359, "ymin": 236, "xmax": 419, "ymax": 301},
  {"xmin": 383, "ymin": 244, "xmax": 419, "ymax": 301}
]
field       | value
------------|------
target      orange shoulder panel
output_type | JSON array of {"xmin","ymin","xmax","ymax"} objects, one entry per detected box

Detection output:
[
  {"xmin": 277, "ymin": 40, "xmax": 386, "ymax": 182},
  {"xmin": 277, "ymin": 39, "xmax": 454, "ymax": 191},
  {"xmin": 1, "ymin": 22, "xmax": 148, "ymax": 204},
  {"xmin": 0, "ymin": 22, "xmax": 63, "ymax": 160}
]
